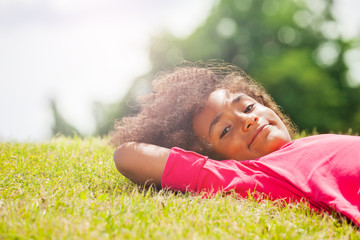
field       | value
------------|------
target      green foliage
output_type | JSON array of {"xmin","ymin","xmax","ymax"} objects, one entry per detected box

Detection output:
[
  {"xmin": 146, "ymin": 0, "xmax": 360, "ymax": 133},
  {"xmin": 51, "ymin": 0, "xmax": 360, "ymax": 136},
  {"xmin": 1, "ymin": 137, "xmax": 359, "ymax": 239}
]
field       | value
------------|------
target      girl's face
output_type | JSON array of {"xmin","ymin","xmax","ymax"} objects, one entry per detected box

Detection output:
[{"xmin": 192, "ymin": 89, "xmax": 291, "ymax": 161}]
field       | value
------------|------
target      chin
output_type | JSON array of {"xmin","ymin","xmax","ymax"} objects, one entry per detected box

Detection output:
[{"xmin": 265, "ymin": 135, "xmax": 290, "ymax": 154}]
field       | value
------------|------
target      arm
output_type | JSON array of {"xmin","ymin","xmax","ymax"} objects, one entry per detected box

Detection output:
[{"xmin": 113, "ymin": 142, "xmax": 170, "ymax": 188}]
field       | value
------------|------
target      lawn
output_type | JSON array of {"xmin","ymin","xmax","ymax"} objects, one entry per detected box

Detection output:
[{"xmin": 1, "ymin": 136, "xmax": 359, "ymax": 239}]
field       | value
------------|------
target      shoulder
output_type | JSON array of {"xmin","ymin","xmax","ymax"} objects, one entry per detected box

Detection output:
[{"xmin": 283, "ymin": 134, "xmax": 359, "ymax": 148}]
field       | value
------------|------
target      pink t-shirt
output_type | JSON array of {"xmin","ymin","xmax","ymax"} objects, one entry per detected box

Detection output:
[{"xmin": 161, "ymin": 134, "xmax": 360, "ymax": 226}]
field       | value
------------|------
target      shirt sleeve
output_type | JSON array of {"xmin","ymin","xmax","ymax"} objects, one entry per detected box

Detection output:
[
  {"xmin": 161, "ymin": 147, "xmax": 207, "ymax": 192},
  {"xmin": 160, "ymin": 147, "xmax": 305, "ymax": 200},
  {"xmin": 161, "ymin": 147, "xmax": 256, "ymax": 196}
]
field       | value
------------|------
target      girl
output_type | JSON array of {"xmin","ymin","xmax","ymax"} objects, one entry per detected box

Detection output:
[{"xmin": 110, "ymin": 62, "xmax": 360, "ymax": 226}]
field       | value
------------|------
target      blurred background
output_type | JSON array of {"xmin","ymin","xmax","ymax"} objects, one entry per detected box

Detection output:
[{"xmin": 0, "ymin": 0, "xmax": 359, "ymax": 142}]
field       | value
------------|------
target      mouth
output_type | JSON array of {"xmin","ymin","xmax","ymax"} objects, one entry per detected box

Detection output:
[{"xmin": 248, "ymin": 124, "xmax": 268, "ymax": 149}]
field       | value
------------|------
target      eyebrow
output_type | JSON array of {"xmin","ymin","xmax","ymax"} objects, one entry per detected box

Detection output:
[
  {"xmin": 232, "ymin": 94, "xmax": 244, "ymax": 104},
  {"xmin": 209, "ymin": 113, "xmax": 223, "ymax": 137},
  {"xmin": 208, "ymin": 94, "xmax": 244, "ymax": 137}
]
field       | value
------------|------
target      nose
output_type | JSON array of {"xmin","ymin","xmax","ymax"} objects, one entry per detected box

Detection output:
[{"xmin": 240, "ymin": 115, "xmax": 258, "ymax": 132}]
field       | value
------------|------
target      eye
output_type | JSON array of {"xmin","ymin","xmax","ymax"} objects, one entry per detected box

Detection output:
[
  {"xmin": 220, "ymin": 126, "xmax": 230, "ymax": 139},
  {"xmin": 244, "ymin": 104, "xmax": 255, "ymax": 113}
]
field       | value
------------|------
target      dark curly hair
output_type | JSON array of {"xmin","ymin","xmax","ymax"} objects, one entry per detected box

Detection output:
[{"xmin": 110, "ymin": 61, "xmax": 296, "ymax": 160}]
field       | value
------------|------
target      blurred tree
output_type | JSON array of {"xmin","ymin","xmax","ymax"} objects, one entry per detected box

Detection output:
[
  {"xmin": 50, "ymin": 99, "xmax": 82, "ymax": 137},
  {"xmin": 57, "ymin": 0, "xmax": 359, "ymax": 137},
  {"xmin": 92, "ymin": 74, "xmax": 151, "ymax": 136},
  {"xmin": 145, "ymin": 0, "xmax": 360, "ymax": 133}
]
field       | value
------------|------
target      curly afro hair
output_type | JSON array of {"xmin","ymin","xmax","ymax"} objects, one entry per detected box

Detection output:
[{"xmin": 110, "ymin": 61, "xmax": 296, "ymax": 160}]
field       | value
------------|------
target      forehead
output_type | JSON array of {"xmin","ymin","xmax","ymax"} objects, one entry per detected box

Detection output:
[
  {"xmin": 206, "ymin": 89, "xmax": 228, "ymax": 109},
  {"xmin": 196, "ymin": 89, "xmax": 232, "ymax": 119},
  {"xmin": 200, "ymin": 89, "xmax": 247, "ymax": 112}
]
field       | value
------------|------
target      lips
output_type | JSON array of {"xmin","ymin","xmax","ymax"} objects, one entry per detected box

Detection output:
[{"xmin": 248, "ymin": 124, "xmax": 268, "ymax": 149}]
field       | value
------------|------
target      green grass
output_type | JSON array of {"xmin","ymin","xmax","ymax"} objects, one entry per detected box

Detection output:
[{"xmin": 1, "ymin": 136, "xmax": 359, "ymax": 239}]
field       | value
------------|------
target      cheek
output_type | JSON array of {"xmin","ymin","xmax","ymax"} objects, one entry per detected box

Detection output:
[
  {"xmin": 256, "ymin": 106, "xmax": 274, "ymax": 119},
  {"xmin": 275, "ymin": 115, "xmax": 290, "ymax": 136},
  {"xmin": 267, "ymin": 121, "xmax": 291, "ymax": 148},
  {"xmin": 266, "ymin": 109, "xmax": 286, "ymax": 128},
  {"xmin": 261, "ymin": 108, "xmax": 291, "ymax": 141},
  {"xmin": 219, "ymin": 136, "xmax": 247, "ymax": 157}
]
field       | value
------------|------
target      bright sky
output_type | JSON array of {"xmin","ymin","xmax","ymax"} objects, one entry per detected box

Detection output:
[
  {"xmin": 0, "ymin": 0, "xmax": 359, "ymax": 141},
  {"xmin": 0, "ymin": 0, "xmax": 214, "ymax": 141}
]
